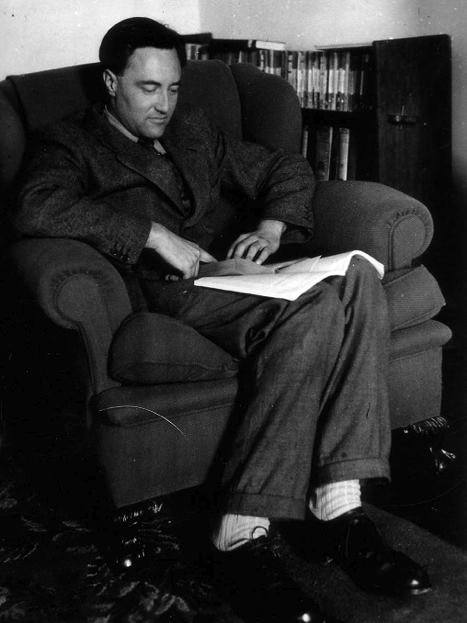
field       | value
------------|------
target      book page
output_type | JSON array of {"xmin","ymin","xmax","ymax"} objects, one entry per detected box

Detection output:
[{"xmin": 194, "ymin": 250, "xmax": 384, "ymax": 301}]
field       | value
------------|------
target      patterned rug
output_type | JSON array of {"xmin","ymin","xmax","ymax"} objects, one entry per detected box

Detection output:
[{"xmin": 0, "ymin": 449, "xmax": 242, "ymax": 623}]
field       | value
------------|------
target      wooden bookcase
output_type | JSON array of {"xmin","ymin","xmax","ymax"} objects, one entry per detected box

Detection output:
[{"xmin": 301, "ymin": 35, "xmax": 451, "ymax": 219}]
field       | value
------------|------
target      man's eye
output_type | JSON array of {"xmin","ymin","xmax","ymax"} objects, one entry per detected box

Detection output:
[
  {"xmin": 142, "ymin": 87, "xmax": 157, "ymax": 94},
  {"xmin": 169, "ymin": 87, "xmax": 180, "ymax": 95}
]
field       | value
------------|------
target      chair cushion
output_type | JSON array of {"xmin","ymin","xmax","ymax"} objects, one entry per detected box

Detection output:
[
  {"xmin": 383, "ymin": 265, "xmax": 446, "ymax": 331},
  {"xmin": 109, "ymin": 312, "xmax": 238, "ymax": 385}
]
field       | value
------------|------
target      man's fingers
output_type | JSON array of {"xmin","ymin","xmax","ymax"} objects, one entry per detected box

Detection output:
[
  {"xmin": 226, "ymin": 241, "xmax": 242, "ymax": 259},
  {"xmin": 227, "ymin": 233, "xmax": 256, "ymax": 259},
  {"xmin": 229, "ymin": 236, "xmax": 257, "ymax": 259},
  {"xmin": 245, "ymin": 240, "xmax": 264, "ymax": 261},
  {"xmin": 255, "ymin": 247, "xmax": 271, "ymax": 265},
  {"xmin": 229, "ymin": 235, "xmax": 270, "ymax": 261}
]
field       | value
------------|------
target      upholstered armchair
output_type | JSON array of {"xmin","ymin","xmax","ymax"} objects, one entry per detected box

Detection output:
[{"xmin": 0, "ymin": 59, "xmax": 451, "ymax": 512}]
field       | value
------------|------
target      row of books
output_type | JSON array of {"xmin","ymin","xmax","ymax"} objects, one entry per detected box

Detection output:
[
  {"xmin": 184, "ymin": 37, "xmax": 373, "ymax": 112},
  {"xmin": 185, "ymin": 40, "xmax": 286, "ymax": 77},
  {"xmin": 288, "ymin": 49, "xmax": 372, "ymax": 112},
  {"xmin": 302, "ymin": 125, "xmax": 354, "ymax": 181}
]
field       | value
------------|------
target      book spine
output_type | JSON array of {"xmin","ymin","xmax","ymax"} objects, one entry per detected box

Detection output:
[
  {"xmin": 272, "ymin": 50, "xmax": 286, "ymax": 77},
  {"xmin": 318, "ymin": 51, "xmax": 328, "ymax": 110},
  {"xmin": 358, "ymin": 52, "xmax": 372, "ymax": 110},
  {"xmin": 303, "ymin": 51, "xmax": 311, "ymax": 108},
  {"xmin": 342, "ymin": 51, "xmax": 351, "ymax": 111},
  {"xmin": 314, "ymin": 125, "xmax": 333, "ymax": 181},
  {"xmin": 198, "ymin": 45, "xmax": 210, "ymax": 61},
  {"xmin": 328, "ymin": 51, "xmax": 339, "ymax": 111},
  {"xmin": 287, "ymin": 51, "xmax": 298, "ymax": 94},
  {"xmin": 312, "ymin": 52, "xmax": 319, "ymax": 108},
  {"xmin": 336, "ymin": 127, "xmax": 350, "ymax": 180},
  {"xmin": 297, "ymin": 52, "xmax": 305, "ymax": 107}
]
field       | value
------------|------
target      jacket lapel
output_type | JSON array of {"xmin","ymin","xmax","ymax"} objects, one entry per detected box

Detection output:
[
  {"xmin": 161, "ymin": 117, "xmax": 211, "ymax": 228},
  {"xmin": 84, "ymin": 106, "xmax": 184, "ymax": 210}
]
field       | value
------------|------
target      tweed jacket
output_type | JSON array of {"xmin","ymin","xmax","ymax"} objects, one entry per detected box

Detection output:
[{"xmin": 14, "ymin": 103, "xmax": 315, "ymax": 276}]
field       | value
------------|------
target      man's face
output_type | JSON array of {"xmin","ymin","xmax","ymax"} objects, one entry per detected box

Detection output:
[{"xmin": 105, "ymin": 47, "xmax": 182, "ymax": 139}]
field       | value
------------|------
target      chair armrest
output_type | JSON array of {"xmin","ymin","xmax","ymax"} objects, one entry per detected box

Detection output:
[
  {"xmin": 307, "ymin": 181, "xmax": 434, "ymax": 271},
  {"xmin": 7, "ymin": 238, "xmax": 132, "ymax": 393}
]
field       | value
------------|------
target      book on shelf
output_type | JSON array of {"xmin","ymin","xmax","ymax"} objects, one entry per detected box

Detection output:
[
  {"xmin": 318, "ymin": 51, "xmax": 329, "ymax": 109},
  {"xmin": 195, "ymin": 251, "xmax": 384, "ymax": 301},
  {"xmin": 208, "ymin": 46, "xmax": 287, "ymax": 77},
  {"xmin": 314, "ymin": 125, "xmax": 333, "ymax": 181},
  {"xmin": 335, "ymin": 127, "xmax": 350, "ymax": 180},
  {"xmin": 286, "ymin": 51, "xmax": 298, "ymax": 92},
  {"xmin": 358, "ymin": 52, "xmax": 372, "ymax": 110},
  {"xmin": 328, "ymin": 51, "xmax": 339, "ymax": 110},
  {"xmin": 303, "ymin": 124, "xmax": 353, "ymax": 181},
  {"xmin": 185, "ymin": 43, "xmax": 210, "ymax": 60},
  {"xmin": 183, "ymin": 32, "xmax": 213, "ymax": 61},
  {"xmin": 267, "ymin": 50, "xmax": 287, "ymax": 77},
  {"xmin": 337, "ymin": 51, "xmax": 350, "ymax": 110}
]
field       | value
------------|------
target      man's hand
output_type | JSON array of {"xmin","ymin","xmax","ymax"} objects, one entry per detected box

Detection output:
[
  {"xmin": 146, "ymin": 222, "xmax": 216, "ymax": 279},
  {"xmin": 227, "ymin": 219, "xmax": 286, "ymax": 264}
]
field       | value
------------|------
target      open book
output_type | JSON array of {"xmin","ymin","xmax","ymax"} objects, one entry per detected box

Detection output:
[{"xmin": 195, "ymin": 250, "xmax": 384, "ymax": 301}]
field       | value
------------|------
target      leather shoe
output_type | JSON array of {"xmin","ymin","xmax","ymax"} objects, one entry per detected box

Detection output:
[
  {"xmin": 307, "ymin": 507, "xmax": 431, "ymax": 596},
  {"xmin": 212, "ymin": 534, "xmax": 328, "ymax": 622}
]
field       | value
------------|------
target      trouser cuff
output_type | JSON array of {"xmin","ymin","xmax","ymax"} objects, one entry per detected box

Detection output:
[
  {"xmin": 315, "ymin": 457, "xmax": 390, "ymax": 486},
  {"xmin": 223, "ymin": 492, "xmax": 306, "ymax": 521}
]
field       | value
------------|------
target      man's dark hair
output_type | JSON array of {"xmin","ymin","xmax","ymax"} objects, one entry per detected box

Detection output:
[{"xmin": 99, "ymin": 17, "xmax": 187, "ymax": 74}]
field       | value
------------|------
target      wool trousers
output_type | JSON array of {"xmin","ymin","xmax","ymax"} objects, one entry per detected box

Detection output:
[{"xmin": 142, "ymin": 257, "xmax": 391, "ymax": 520}]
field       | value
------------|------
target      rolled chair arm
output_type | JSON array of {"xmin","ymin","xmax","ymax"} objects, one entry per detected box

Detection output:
[
  {"xmin": 307, "ymin": 181, "xmax": 434, "ymax": 271},
  {"xmin": 7, "ymin": 238, "xmax": 132, "ymax": 392}
]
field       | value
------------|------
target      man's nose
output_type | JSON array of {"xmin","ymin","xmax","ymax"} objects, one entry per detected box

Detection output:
[{"xmin": 154, "ymin": 90, "xmax": 169, "ymax": 113}]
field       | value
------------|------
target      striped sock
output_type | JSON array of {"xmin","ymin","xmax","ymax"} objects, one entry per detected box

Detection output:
[
  {"xmin": 212, "ymin": 513, "xmax": 270, "ymax": 551},
  {"xmin": 308, "ymin": 480, "xmax": 361, "ymax": 521}
]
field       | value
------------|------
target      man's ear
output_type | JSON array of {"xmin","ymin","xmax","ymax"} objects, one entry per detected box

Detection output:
[{"xmin": 103, "ymin": 69, "xmax": 118, "ymax": 97}]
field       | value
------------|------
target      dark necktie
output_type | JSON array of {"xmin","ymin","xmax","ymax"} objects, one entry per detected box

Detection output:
[
  {"xmin": 138, "ymin": 137, "xmax": 165, "ymax": 155},
  {"xmin": 138, "ymin": 138, "xmax": 193, "ymax": 215}
]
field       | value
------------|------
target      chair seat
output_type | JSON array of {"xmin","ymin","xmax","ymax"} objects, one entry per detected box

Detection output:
[{"xmin": 95, "ymin": 377, "xmax": 238, "ymax": 428}]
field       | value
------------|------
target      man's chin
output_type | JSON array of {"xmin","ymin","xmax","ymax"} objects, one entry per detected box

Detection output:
[{"xmin": 145, "ymin": 122, "xmax": 168, "ymax": 138}]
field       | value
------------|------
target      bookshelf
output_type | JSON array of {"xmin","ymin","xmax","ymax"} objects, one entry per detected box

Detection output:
[{"xmin": 186, "ymin": 35, "xmax": 451, "ymax": 221}]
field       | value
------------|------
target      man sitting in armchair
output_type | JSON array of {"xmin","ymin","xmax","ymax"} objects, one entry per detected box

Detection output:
[{"xmin": 12, "ymin": 17, "xmax": 431, "ymax": 623}]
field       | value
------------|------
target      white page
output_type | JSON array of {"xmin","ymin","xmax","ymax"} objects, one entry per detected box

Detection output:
[{"xmin": 195, "ymin": 250, "xmax": 384, "ymax": 301}]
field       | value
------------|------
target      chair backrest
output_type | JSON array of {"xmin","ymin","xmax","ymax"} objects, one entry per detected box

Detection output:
[{"xmin": 0, "ymin": 59, "xmax": 302, "ymax": 192}]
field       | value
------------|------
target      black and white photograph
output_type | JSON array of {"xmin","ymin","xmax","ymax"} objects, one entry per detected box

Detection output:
[{"xmin": 0, "ymin": 1, "xmax": 466, "ymax": 621}]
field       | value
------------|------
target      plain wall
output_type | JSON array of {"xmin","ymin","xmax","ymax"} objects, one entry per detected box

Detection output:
[{"xmin": 1, "ymin": 0, "xmax": 201, "ymax": 76}]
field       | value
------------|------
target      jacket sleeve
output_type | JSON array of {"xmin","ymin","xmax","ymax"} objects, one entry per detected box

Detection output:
[
  {"xmin": 205, "ymin": 115, "xmax": 315, "ymax": 244},
  {"xmin": 12, "ymin": 126, "xmax": 151, "ymax": 265}
]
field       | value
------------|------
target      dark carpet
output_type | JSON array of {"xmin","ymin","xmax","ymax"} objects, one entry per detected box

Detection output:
[
  {"xmin": 0, "ymin": 450, "xmax": 241, "ymax": 623},
  {"xmin": 0, "ymin": 441, "xmax": 466, "ymax": 623}
]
